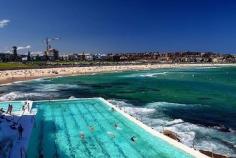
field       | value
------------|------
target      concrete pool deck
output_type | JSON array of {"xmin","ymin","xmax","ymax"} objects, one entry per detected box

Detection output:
[
  {"xmin": 99, "ymin": 98, "xmax": 209, "ymax": 158},
  {"xmin": 0, "ymin": 110, "xmax": 36, "ymax": 158}
]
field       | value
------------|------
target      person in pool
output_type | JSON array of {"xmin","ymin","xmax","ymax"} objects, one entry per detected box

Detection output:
[
  {"xmin": 111, "ymin": 107, "xmax": 115, "ymax": 112},
  {"xmin": 89, "ymin": 125, "xmax": 95, "ymax": 132},
  {"xmin": 130, "ymin": 136, "xmax": 137, "ymax": 142},
  {"xmin": 80, "ymin": 131, "xmax": 85, "ymax": 140},
  {"xmin": 107, "ymin": 131, "xmax": 115, "ymax": 138}
]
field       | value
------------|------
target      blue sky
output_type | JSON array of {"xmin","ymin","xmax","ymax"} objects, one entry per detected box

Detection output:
[{"xmin": 0, "ymin": 0, "xmax": 236, "ymax": 54}]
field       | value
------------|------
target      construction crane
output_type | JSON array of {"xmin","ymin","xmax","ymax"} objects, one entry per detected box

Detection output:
[{"xmin": 44, "ymin": 37, "xmax": 60, "ymax": 51}]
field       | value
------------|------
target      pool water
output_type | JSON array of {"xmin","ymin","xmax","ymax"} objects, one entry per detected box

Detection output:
[{"xmin": 27, "ymin": 98, "xmax": 193, "ymax": 158}]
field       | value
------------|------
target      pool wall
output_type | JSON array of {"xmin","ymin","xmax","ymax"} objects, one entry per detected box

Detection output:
[{"xmin": 98, "ymin": 97, "xmax": 209, "ymax": 158}]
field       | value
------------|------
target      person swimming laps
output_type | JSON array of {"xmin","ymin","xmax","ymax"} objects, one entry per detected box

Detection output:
[
  {"xmin": 114, "ymin": 123, "xmax": 122, "ymax": 130},
  {"xmin": 107, "ymin": 131, "xmax": 115, "ymax": 138},
  {"xmin": 80, "ymin": 131, "xmax": 85, "ymax": 140},
  {"xmin": 89, "ymin": 125, "xmax": 95, "ymax": 132},
  {"xmin": 130, "ymin": 136, "xmax": 137, "ymax": 142}
]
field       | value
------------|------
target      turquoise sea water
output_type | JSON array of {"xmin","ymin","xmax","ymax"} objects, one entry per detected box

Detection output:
[
  {"xmin": 0, "ymin": 66, "xmax": 236, "ymax": 156},
  {"xmin": 27, "ymin": 99, "xmax": 193, "ymax": 158}
]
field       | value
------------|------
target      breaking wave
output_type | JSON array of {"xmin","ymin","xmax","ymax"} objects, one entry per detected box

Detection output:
[
  {"xmin": 139, "ymin": 72, "xmax": 168, "ymax": 77},
  {"xmin": 0, "ymin": 91, "xmax": 57, "ymax": 101},
  {"xmin": 122, "ymin": 72, "xmax": 168, "ymax": 78},
  {"xmin": 33, "ymin": 83, "xmax": 82, "ymax": 92},
  {"xmin": 107, "ymin": 99, "xmax": 156, "ymax": 115}
]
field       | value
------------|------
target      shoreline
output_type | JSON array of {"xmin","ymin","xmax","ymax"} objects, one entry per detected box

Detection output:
[{"xmin": 0, "ymin": 63, "xmax": 235, "ymax": 85}]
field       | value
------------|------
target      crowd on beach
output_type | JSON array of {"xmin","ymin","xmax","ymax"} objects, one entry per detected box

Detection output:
[{"xmin": 1, "ymin": 63, "xmax": 233, "ymax": 85}]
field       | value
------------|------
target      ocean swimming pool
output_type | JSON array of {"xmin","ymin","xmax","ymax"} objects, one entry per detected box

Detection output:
[{"xmin": 26, "ymin": 98, "xmax": 198, "ymax": 158}]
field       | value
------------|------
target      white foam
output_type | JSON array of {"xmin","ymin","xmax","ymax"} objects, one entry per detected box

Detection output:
[
  {"xmin": 107, "ymin": 99, "xmax": 156, "ymax": 115},
  {"xmin": 108, "ymin": 99, "xmax": 236, "ymax": 157},
  {"xmin": 140, "ymin": 72, "xmax": 168, "ymax": 77},
  {"xmin": 121, "ymin": 72, "xmax": 168, "ymax": 78},
  {"xmin": 0, "ymin": 91, "xmax": 51, "ymax": 101},
  {"xmin": 146, "ymin": 101, "xmax": 188, "ymax": 108},
  {"xmin": 166, "ymin": 119, "xmax": 184, "ymax": 125},
  {"xmin": 196, "ymin": 140, "xmax": 236, "ymax": 157},
  {"xmin": 107, "ymin": 99, "xmax": 133, "ymax": 107},
  {"xmin": 33, "ymin": 83, "xmax": 81, "ymax": 92}
]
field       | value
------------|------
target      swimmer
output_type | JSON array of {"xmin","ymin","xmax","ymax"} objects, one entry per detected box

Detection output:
[
  {"xmin": 107, "ymin": 131, "xmax": 115, "ymax": 138},
  {"xmin": 89, "ymin": 125, "xmax": 95, "ymax": 132},
  {"xmin": 111, "ymin": 107, "xmax": 115, "ymax": 112},
  {"xmin": 80, "ymin": 131, "xmax": 85, "ymax": 140},
  {"xmin": 114, "ymin": 123, "xmax": 122, "ymax": 130},
  {"xmin": 130, "ymin": 136, "xmax": 137, "ymax": 142}
]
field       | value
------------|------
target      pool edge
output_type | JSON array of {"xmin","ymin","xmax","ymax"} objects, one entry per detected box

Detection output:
[{"xmin": 98, "ymin": 97, "xmax": 209, "ymax": 158}]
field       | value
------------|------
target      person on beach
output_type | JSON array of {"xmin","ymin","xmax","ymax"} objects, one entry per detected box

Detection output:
[
  {"xmin": 10, "ymin": 104, "xmax": 13, "ymax": 115},
  {"xmin": 22, "ymin": 104, "xmax": 26, "ymax": 112},
  {"xmin": 6, "ymin": 104, "xmax": 13, "ymax": 115},
  {"xmin": 27, "ymin": 102, "xmax": 30, "ymax": 112},
  {"xmin": 6, "ymin": 104, "xmax": 11, "ymax": 114},
  {"xmin": 18, "ymin": 124, "xmax": 24, "ymax": 140}
]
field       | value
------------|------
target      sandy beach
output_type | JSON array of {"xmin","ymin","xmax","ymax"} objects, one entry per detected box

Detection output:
[{"xmin": 0, "ymin": 63, "xmax": 235, "ymax": 85}]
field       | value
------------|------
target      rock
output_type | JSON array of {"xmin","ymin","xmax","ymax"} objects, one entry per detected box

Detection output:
[
  {"xmin": 199, "ymin": 150, "xmax": 228, "ymax": 158},
  {"xmin": 163, "ymin": 130, "xmax": 181, "ymax": 142}
]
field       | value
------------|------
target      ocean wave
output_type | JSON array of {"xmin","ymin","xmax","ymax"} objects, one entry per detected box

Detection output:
[
  {"xmin": 33, "ymin": 83, "xmax": 82, "ymax": 92},
  {"xmin": 165, "ymin": 119, "xmax": 184, "ymax": 126},
  {"xmin": 146, "ymin": 101, "xmax": 188, "ymax": 108},
  {"xmin": 191, "ymin": 66, "xmax": 220, "ymax": 69},
  {"xmin": 121, "ymin": 72, "xmax": 168, "ymax": 78},
  {"xmin": 107, "ymin": 99, "xmax": 134, "ymax": 107},
  {"xmin": 107, "ymin": 99, "xmax": 236, "ymax": 157},
  {"xmin": 0, "ymin": 91, "xmax": 56, "ymax": 101},
  {"xmin": 139, "ymin": 72, "xmax": 168, "ymax": 77},
  {"xmin": 107, "ymin": 99, "xmax": 156, "ymax": 115},
  {"xmin": 31, "ymin": 78, "xmax": 48, "ymax": 82}
]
